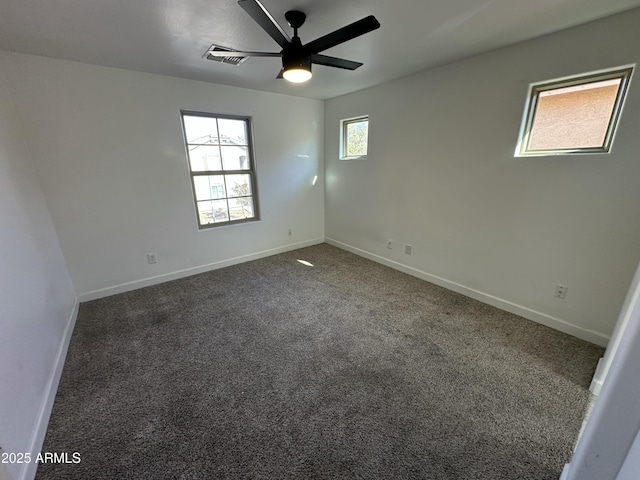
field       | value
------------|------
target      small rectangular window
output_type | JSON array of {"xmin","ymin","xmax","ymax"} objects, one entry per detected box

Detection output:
[
  {"xmin": 340, "ymin": 116, "xmax": 369, "ymax": 159},
  {"xmin": 515, "ymin": 66, "xmax": 633, "ymax": 156},
  {"xmin": 181, "ymin": 111, "xmax": 259, "ymax": 229}
]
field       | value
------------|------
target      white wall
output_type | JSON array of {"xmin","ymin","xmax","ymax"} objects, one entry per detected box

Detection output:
[
  {"xmin": 617, "ymin": 428, "xmax": 640, "ymax": 479},
  {"xmin": 324, "ymin": 8, "xmax": 640, "ymax": 346},
  {"xmin": 0, "ymin": 62, "xmax": 77, "ymax": 480},
  {"xmin": 0, "ymin": 52, "xmax": 325, "ymax": 300}
]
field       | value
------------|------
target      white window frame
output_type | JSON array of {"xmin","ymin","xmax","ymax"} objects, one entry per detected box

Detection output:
[
  {"xmin": 180, "ymin": 111, "xmax": 260, "ymax": 229},
  {"xmin": 515, "ymin": 65, "xmax": 634, "ymax": 157},
  {"xmin": 340, "ymin": 115, "xmax": 369, "ymax": 160}
]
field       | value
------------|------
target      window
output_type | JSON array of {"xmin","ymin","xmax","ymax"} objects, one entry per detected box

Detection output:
[
  {"xmin": 340, "ymin": 116, "xmax": 369, "ymax": 159},
  {"xmin": 515, "ymin": 66, "xmax": 633, "ymax": 156},
  {"xmin": 181, "ymin": 112, "xmax": 259, "ymax": 228}
]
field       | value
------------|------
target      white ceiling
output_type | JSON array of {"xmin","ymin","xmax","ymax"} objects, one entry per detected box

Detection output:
[{"xmin": 1, "ymin": 0, "xmax": 639, "ymax": 100}]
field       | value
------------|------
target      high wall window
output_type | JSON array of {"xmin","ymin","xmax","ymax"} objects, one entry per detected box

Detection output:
[
  {"xmin": 340, "ymin": 116, "xmax": 369, "ymax": 159},
  {"xmin": 515, "ymin": 66, "xmax": 633, "ymax": 156},
  {"xmin": 181, "ymin": 112, "xmax": 259, "ymax": 228}
]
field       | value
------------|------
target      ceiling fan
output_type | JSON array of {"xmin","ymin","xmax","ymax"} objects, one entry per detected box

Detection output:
[{"xmin": 207, "ymin": 0, "xmax": 380, "ymax": 83}]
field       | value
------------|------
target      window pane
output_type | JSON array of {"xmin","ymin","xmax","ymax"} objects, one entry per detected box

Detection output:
[
  {"xmin": 218, "ymin": 118, "xmax": 248, "ymax": 145},
  {"xmin": 183, "ymin": 116, "xmax": 219, "ymax": 144},
  {"xmin": 211, "ymin": 199, "xmax": 229, "ymax": 222},
  {"xmin": 225, "ymin": 174, "xmax": 252, "ymax": 198},
  {"xmin": 197, "ymin": 201, "xmax": 214, "ymax": 225},
  {"xmin": 188, "ymin": 145, "xmax": 222, "ymax": 171},
  {"xmin": 228, "ymin": 197, "xmax": 254, "ymax": 221},
  {"xmin": 193, "ymin": 175, "xmax": 225, "ymax": 201},
  {"xmin": 221, "ymin": 146, "xmax": 250, "ymax": 170},
  {"xmin": 346, "ymin": 120, "xmax": 368, "ymax": 157},
  {"xmin": 529, "ymin": 79, "xmax": 621, "ymax": 151}
]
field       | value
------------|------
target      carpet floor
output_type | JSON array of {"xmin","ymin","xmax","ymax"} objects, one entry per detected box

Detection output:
[{"xmin": 37, "ymin": 244, "xmax": 603, "ymax": 479}]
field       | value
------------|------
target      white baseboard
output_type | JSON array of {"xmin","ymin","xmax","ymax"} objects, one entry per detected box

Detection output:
[
  {"xmin": 326, "ymin": 238, "xmax": 609, "ymax": 347},
  {"xmin": 20, "ymin": 298, "xmax": 80, "ymax": 480},
  {"xmin": 589, "ymin": 357, "xmax": 605, "ymax": 395},
  {"xmin": 78, "ymin": 238, "xmax": 325, "ymax": 302}
]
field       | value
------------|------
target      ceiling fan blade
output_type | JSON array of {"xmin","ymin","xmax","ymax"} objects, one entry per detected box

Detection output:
[
  {"xmin": 304, "ymin": 15, "xmax": 380, "ymax": 54},
  {"xmin": 311, "ymin": 54, "xmax": 363, "ymax": 70},
  {"xmin": 207, "ymin": 50, "xmax": 280, "ymax": 58},
  {"xmin": 238, "ymin": 0, "xmax": 291, "ymax": 49}
]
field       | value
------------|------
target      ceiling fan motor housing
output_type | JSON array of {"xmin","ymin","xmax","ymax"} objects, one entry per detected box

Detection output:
[{"xmin": 282, "ymin": 45, "xmax": 312, "ymax": 74}]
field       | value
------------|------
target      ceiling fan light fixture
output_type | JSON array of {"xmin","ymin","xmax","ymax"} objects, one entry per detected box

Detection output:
[{"xmin": 283, "ymin": 67, "xmax": 312, "ymax": 83}]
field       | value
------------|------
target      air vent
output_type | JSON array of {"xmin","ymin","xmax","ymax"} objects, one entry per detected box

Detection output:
[{"xmin": 205, "ymin": 45, "xmax": 248, "ymax": 66}]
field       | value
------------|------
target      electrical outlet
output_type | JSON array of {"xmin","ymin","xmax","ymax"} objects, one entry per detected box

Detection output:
[
  {"xmin": 404, "ymin": 244, "xmax": 412, "ymax": 255},
  {"xmin": 147, "ymin": 253, "xmax": 157, "ymax": 264},
  {"xmin": 386, "ymin": 239, "xmax": 392, "ymax": 249},
  {"xmin": 554, "ymin": 284, "xmax": 568, "ymax": 299},
  {"xmin": 287, "ymin": 228, "xmax": 293, "ymax": 237}
]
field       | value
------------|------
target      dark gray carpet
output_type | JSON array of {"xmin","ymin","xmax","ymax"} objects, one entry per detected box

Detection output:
[{"xmin": 37, "ymin": 244, "xmax": 603, "ymax": 479}]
